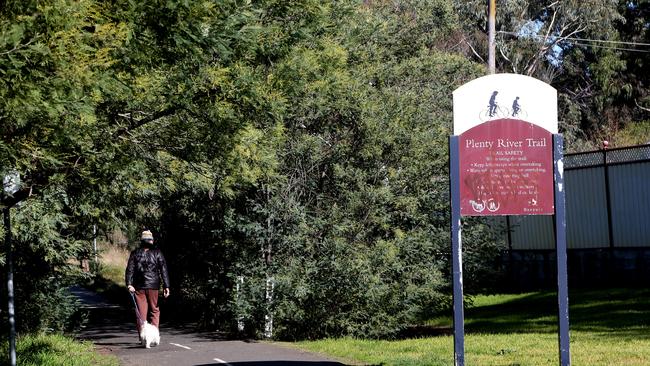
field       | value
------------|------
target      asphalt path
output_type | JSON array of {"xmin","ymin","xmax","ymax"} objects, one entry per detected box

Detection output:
[{"xmin": 72, "ymin": 287, "xmax": 349, "ymax": 366}]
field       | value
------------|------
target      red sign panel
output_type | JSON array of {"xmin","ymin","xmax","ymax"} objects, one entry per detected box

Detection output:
[{"xmin": 459, "ymin": 119, "xmax": 554, "ymax": 216}]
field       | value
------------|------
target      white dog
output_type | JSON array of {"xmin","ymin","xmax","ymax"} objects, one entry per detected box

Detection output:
[{"xmin": 139, "ymin": 322, "xmax": 160, "ymax": 348}]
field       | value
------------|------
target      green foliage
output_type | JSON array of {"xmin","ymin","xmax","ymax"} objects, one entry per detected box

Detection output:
[
  {"xmin": 0, "ymin": 188, "xmax": 88, "ymax": 332},
  {"xmin": 0, "ymin": 0, "xmax": 577, "ymax": 342},
  {"xmin": 613, "ymin": 120, "xmax": 650, "ymax": 146},
  {"xmin": 157, "ymin": 0, "xmax": 497, "ymax": 340},
  {"xmin": 0, "ymin": 333, "xmax": 119, "ymax": 366},
  {"xmin": 0, "ymin": 0, "xmax": 289, "ymax": 332}
]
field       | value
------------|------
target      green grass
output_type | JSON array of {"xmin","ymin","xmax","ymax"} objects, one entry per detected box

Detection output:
[
  {"xmin": 86, "ymin": 246, "xmax": 130, "ymax": 306},
  {"xmin": 96, "ymin": 245, "xmax": 129, "ymax": 290},
  {"xmin": 291, "ymin": 288, "xmax": 650, "ymax": 365},
  {"xmin": 100, "ymin": 262, "xmax": 125, "ymax": 288},
  {"xmin": 0, "ymin": 333, "xmax": 119, "ymax": 366}
]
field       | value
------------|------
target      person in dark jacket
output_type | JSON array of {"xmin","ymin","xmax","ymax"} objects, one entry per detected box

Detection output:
[{"xmin": 125, "ymin": 230, "xmax": 170, "ymax": 332}]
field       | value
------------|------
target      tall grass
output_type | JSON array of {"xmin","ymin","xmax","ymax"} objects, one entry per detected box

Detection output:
[
  {"xmin": 98, "ymin": 245, "xmax": 130, "ymax": 287},
  {"xmin": 0, "ymin": 333, "xmax": 118, "ymax": 366},
  {"xmin": 86, "ymin": 244, "xmax": 131, "ymax": 306}
]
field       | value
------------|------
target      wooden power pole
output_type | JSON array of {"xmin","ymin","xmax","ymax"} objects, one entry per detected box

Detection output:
[{"xmin": 488, "ymin": 0, "xmax": 496, "ymax": 74}]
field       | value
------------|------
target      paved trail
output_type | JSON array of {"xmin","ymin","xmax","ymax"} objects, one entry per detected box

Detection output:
[{"xmin": 72, "ymin": 287, "xmax": 348, "ymax": 366}]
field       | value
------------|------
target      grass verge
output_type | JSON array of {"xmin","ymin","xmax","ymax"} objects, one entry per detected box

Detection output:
[
  {"xmin": 86, "ymin": 245, "xmax": 130, "ymax": 305},
  {"xmin": 97, "ymin": 245, "xmax": 129, "ymax": 288},
  {"xmin": 291, "ymin": 288, "xmax": 650, "ymax": 366},
  {"xmin": 0, "ymin": 333, "xmax": 119, "ymax": 366}
]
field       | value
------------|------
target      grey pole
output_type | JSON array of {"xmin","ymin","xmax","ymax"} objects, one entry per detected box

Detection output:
[
  {"xmin": 553, "ymin": 134, "xmax": 571, "ymax": 366},
  {"xmin": 93, "ymin": 224, "xmax": 98, "ymax": 265},
  {"xmin": 449, "ymin": 136, "xmax": 465, "ymax": 366},
  {"xmin": 488, "ymin": 0, "xmax": 496, "ymax": 74},
  {"xmin": 4, "ymin": 207, "xmax": 17, "ymax": 366}
]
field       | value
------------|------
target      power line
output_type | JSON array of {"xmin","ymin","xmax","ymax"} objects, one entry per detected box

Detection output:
[
  {"xmin": 497, "ymin": 30, "xmax": 650, "ymax": 48},
  {"xmin": 563, "ymin": 36, "xmax": 650, "ymax": 47},
  {"xmin": 570, "ymin": 41, "xmax": 650, "ymax": 53}
]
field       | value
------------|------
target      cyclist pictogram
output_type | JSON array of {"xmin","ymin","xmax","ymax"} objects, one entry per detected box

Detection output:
[
  {"xmin": 479, "ymin": 92, "xmax": 528, "ymax": 121},
  {"xmin": 479, "ymin": 90, "xmax": 510, "ymax": 121},
  {"xmin": 510, "ymin": 96, "xmax": 528, "ymax": 119}
]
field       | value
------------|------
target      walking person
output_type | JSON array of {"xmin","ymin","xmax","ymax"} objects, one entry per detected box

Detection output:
[{"xmin": 125, "ymin": 230, "xmax": 170, "ymax": 334}]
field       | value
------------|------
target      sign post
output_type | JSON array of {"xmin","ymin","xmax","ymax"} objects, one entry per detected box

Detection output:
[
  {"xmin": 450, "ymin": 74, "xmax": 570, "ymax": 366},
  {"xmin": 553, "ymin": 135, "xmax": 570, "ymax": 365},
  {"xmin": 448, "ymin": 135, "xmax": 464, "ymax": 366}
]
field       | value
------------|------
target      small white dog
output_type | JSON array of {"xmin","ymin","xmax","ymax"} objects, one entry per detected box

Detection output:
[{"xmin": 139, "ymin": 322, "xmax": 160, "ymax": 348}]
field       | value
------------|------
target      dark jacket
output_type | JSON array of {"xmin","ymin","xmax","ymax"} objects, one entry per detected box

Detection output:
[{"xmin": 125, "ymin": 248, "xmax": 170, "ymax": 290}]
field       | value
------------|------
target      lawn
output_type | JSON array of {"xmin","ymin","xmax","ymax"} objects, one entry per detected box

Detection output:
[{"xmin": 292, "ymin": 288, "xmax": 650, "ymax": 365}]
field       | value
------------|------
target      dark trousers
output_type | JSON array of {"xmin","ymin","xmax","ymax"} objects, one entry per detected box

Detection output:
[{"xmin": 134, "ymin": 289, "xmax": 160, "ymax": 331}]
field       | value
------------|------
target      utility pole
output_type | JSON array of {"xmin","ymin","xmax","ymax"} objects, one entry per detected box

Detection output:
[{"xmin": 488, "ymin": 0, "xmax": 496, "ymax": 74}]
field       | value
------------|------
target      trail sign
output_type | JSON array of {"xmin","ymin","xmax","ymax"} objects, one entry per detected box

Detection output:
[
  {"xmin": 453, "ymin": 74, "xmax": 556, "ymax": 216},
  {"xmin": 459, "ymin": 119, "xmax": 553, "ymax": 215},
  {"xmin": 448, "ymin": 73, "xmax": 570, "ymax": 366}
]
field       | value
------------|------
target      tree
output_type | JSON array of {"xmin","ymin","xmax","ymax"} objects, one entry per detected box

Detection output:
[
  {"xmin": 1, "ymin": 0, "xmax": 522, "ymax": 339},
  {"xmin": 0, "ymin": 0, "xmax": 312, "ymax": 332}
]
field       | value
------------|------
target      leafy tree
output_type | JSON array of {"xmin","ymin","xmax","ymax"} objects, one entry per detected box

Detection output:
[
  {"xmin": 453, "ymin": 0, "xmax": 650, "ymax": 149},
  {"xmin": 212, "ymin": 0, "xmax": 490, "ymax": 339},
  {"xmin": 0, "ymin": 0, "xmax": 535, "ymax": 340},
  {"xmin": 0, "ymin": 0, "xmax": 305, "ymax": 332}
]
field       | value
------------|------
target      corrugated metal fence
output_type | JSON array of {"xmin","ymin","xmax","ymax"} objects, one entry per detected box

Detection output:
[
  {"xmin": 500, "ymin": 144, "xmax": 650, "ymax": 289},
  {"xmin": 506, "ymin": 143, "xmax": 650, "ymax": 250}
]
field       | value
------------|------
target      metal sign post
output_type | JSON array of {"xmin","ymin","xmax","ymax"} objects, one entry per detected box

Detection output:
[
  {"xmin": 553, "ymin": 134, "xmax": 571, "ymax": 366},
  {"xmin": 3, "ymin": 172, "xmax": 20, "ymax": 366},
  {"xmin": 449, "ymin": 136, "xmax": 464, "ymax": 366},
  {"xmin": 4, "ymin": 207, "xmax": 16, "ymax": 366}
]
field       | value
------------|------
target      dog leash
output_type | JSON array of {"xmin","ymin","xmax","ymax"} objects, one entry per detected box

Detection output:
[{"xmin": 129, "ymin": 291, "xmax": 145, "ymax": 326}]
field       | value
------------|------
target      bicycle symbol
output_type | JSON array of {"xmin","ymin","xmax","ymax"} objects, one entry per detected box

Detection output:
[
  {"xmin": 479, "ymin": 105, "xmax": 511, "ymax": 121},
  {"xmin": 478, "ymin": 91, "xmax": 528, "ymax": 122}
]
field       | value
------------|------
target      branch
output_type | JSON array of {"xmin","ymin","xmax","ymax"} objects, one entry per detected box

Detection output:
[
  {"xmin": 0, "ymin": 37, "xmax": 38, "ymax": 57},
  {"xmin": 113, "ymin": 106, "xmax": 178, "ymax": 138},
  {"xmin": 1, "ymin": 187, "xmax": 33, "ymax": 208},
  {"xmin": 543, "ymin": 1, "xmax": 560, "ymax": 10},
  {"xmin": 527, "ymin": 7, "xmax": 559, "ymax": 75},
  {"xmin": 463, "ymin": 37, "xmax": 484, "ymax": 63},
  {"xmin": 498, "ymin": 44, "xmax": 516, "ymax": 73},
  {"xmin": 635, "ymin": 99, "xmax": 650, "ymax": 113}
]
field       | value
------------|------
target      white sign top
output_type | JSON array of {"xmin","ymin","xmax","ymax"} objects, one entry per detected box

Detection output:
[{"xmin": 453, "ymin": 73, "xmax": 557, "ymax": 135}]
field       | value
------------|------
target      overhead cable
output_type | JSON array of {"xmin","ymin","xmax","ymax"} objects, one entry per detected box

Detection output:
[{"xmin": 497, "ymin": 30, "xmax": 650, "ymax": 48}]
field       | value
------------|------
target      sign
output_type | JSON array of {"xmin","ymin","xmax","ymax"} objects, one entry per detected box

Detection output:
[
  {"xmin": 448, "ymin": 74, "xmax": 570, "ymax": 366},
  {"xmin": 459, "ymin": 119, "xmax": 553, "ymax": 215},
  {"xmin": 453, "ymin": 73, "xmax": 557, "ymax": 216}
]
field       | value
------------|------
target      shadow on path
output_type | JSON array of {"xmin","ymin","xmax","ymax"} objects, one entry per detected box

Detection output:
[{"xmin": 72, "ymin": 286, "xmax": 352, "ymax": 366}]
